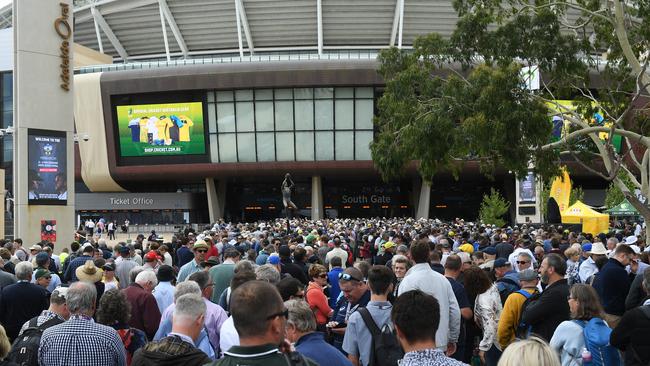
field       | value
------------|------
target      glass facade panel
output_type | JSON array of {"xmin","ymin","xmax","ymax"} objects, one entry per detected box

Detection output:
[
  {"xmin": 210, "ymin": 87, "xmax": 375, "ymax": 162},
  {"xmin": 315, "ymin": 131, "xmax": 334, "ymax": 160},
  {"xmin": 335, "ymin": 131, "xmax": 354, "ymax": 160},
  {"xmin": 255, "ymin": 101, "xmax": 274, "ymax": 131},
  {"xmin": 237, "ymin": 133, "xmax": 256, "ymax": 162},
  {"xmin": 336, "ymin": 87, "xmax": 354, "ymax": 98},
  {"xmin": 315, "ymin": 100, "xmax": 333, "ymax": 130},
  {"xmin": 218, "ymin": 134, "xmax": 237, "ymax": 162},
  {"xmin": 209, "ymin": 135, "xmax": 219, "ymax": 162},
  {"xmin": 275, "ymin": 101, "xmax": 293, "ymax": 131},
  {"xmin": 216, "ymin": 91, "xmax": 233, "ymax": 102},
  {"xmin": 235, "ymin": 102, "xmax": 254, "ymax": 132},
  {"xmin": 255, "ymin": 89, "xmax": 273, "ymax": 100},
  {"xmin": 217, "ymin": 103, "xmax": 235, "ymax": 132},
  {"xmin": 276, "ymin": 132, "xmax": 295, "ymax": 161},
  {"xmin": 294, "ymin": 100, "xmax": 313, "ymax": 131},
  {"xmin": 256, "ymin": 132, "xmax": 275, "ymax": 162},
  {"xmin": 335, "ymin": 100, "xmax": 354, "ymax": 129},
  {"xmin": 235, "ymin": 89, "xmax": 253, "ymax": 101},
  {"xmin": 295, "ymin": 132, "xmax": 314, "ymax": 161},
  {"xmin": 355, "ymin": 99, "xmax": 374, "ymax": 129},
  {"xmin": 355, "ymin": 87, "xmax": 374, "ymax": 98},
  {"xmin": 355, "ymin": 131, "xmax": 373, "ymax": 160},
  {"xmin": 294, "ymin": 88, "xmax": 313, "ymax": 100},
  {"xmin": 275, "ymin": 89, "xmax": 293, "ymax": 100},
  {"xmin": 207, "ymin": 103, "xmax": 217, "ymax": 133},
  {"xmin": 207, "ymin": 91, "xmax": 215, "ymax": 103},
  {"xmin": 314, "ymin": 87, "xmax": 334, "ymax": 99}
]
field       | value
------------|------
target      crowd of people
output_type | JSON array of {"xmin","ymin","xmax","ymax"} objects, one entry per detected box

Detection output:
[{"xmin": 0, "ymin": 217, "xmax": 646, "ymax": 366}]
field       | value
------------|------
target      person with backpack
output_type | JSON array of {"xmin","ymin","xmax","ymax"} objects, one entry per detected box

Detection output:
[
  {"xmin": 494, "ymin": 259, "xmax": 520, "ymax": 305},
  {"xmin": 520, "ymin": 254, "xmax": 570, "ymax": 342},
  {"xmin": 391, "ymin": 290, "xmax": 467, "ymax": 366},
  {"xmin": 550, "ymin": 284, "xmax": 621, "ymax": 366},
  {"xmin": 7, "ymin": 287, "xmax": 69, "ymax": 366},
  {"xmin": 497, "ymin": 269, "xmax": 539, "ymax": 349},
  {"xmin": 342, "ymin": 265, "xmax": 402, "ymax": 366},
  {"xmin": 610, "ymin": 267, "xmax": 650, "ymax": 366}
]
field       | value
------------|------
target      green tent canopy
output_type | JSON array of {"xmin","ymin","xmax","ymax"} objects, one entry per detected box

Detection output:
[{"xmin": 606, "ymin": 199, "xmax": 640, "ymax": 216}]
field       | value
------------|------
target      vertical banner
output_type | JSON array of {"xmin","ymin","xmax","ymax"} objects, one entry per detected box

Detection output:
[
  {"xmin": 40, "ymin": 220, "xmax": 57, "ymax": 242},
  {"xmin": 550, "ymin": 169, "xmax": 572, "ymax": 213}
]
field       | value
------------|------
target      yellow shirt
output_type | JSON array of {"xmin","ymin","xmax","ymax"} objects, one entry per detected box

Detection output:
[
  {"xmin": 178, "ymin": 115, "xmax": 194, "ymax": 142},
  {"xmin": 138, "ymin": 118, "xmax": 149, "ymax": 142},
  {"xmin": 497, "ymin": 287, "xmax": 538, "ymax": 349},
  {"xmin": 157, "ymin": 118, "xmax": 174, "ymax": 141}
]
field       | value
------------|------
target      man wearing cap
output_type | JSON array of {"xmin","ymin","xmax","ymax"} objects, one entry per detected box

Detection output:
[
  {"xmin": 209, "ymin": 248, "xmax": 240, "ymax": 304},
  {"xmin": 178, "ymin": 241, "xmax": 209, "ymax": 283},
  {"xmin": 375, "ymin": 241, "xmax": 395, "ymax": 266},
  {"xmin": 578, "ymin": 241, "xmax": 607, "ymax": 283},
  {"xmin": 15, "ymin": 287, "xmax": 69, "ymax": 341},
  {"xmin": 116, "ymin": 244, "xmax": 138, "ymax": 289},
  {"xmin": 63, "ymin": 244, "xmax": 95, "ymax": 283},
  {"xmin": 143, "ymin": 250, "xmax": 162, "ymax": 272},
  {"xmin": 497, "ymin": 269, "xmax": 539, "ymax": 349},
  {"xmin": 28, "ymin": 244, "xmax": 42, "ymax": 262},
  {"xmin": 479, "ymin": 247, "xmax": 497, "ymax": 271},
  {"xmin": 32, "ymin": 252, "xmax": 62, "ymax": 292}
]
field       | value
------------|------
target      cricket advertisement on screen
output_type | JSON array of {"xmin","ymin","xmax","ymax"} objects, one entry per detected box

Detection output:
[
  {"xmin": 28, "ymin": 129, "xmax": 67, "ymax": 205},
  {"xmin": 116, "ymin": 102, "xmax": 206, "ymax": 157}
]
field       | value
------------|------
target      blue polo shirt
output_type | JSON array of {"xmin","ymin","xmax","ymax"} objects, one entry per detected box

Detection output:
[
  {"xmin": 295, "ymin": 332, "xmax": 352, "ymax": 366},
  {"xmin": 327, "ymin": 267, "xmax": 344, "ymax": 308}
]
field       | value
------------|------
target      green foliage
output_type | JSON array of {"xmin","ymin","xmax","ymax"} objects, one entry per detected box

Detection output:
[
  {"xmin": 605, "ymin": 171, "xmax": 637, "ymax": 208},
  {"xmin": 372, "ymin": 0, "xmax": 649, "ymax": 186},
  {"xmin": 479, "ymin": 188, "xmax": 511, "ymax": 227}
]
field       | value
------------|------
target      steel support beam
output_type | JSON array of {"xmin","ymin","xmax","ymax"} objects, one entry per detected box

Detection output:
[
  {"xmin": 398, "ymin": 0, "xmax": 405, "ymax": 49},
  {"xmin": 92, "ymin": 6, "xmax": 104, "ymax": 53},
  {"xmin": 159, "ymin": 0, "xmax": 189, "ymax": 58},
  {"xmin": 91, "ymin": 6, "xmax": 129, "ymax": 61},
  {"xmin": 235, "ymin": 0, "xmax": 254, "ymax": 55},
  {"xmin": 76, "ymin": 0, "xmax": 158, "ymax": 23},
  {"xmin": 235, "ymin": 0, "xmax": 244, "ymax": 57},
  {"xmin": 390, "ymin": 0, "xmax": 400, "ymax": 46},
  {"xmin": 158, "ymin": 1, "xmax": 171, "ymax": 61},
  {"xmin": 317, "ymin": 0, "xmax": 323, "ymax": 55}
]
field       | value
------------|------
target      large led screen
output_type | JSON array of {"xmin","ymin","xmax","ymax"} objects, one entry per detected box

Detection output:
[
  {"xmin": 28, "ymin": 129, "xmax": 67, "ymax": 205},
  {"xmin": 116, "ymin": 102, "xmax": 206, "ymax": 157}
]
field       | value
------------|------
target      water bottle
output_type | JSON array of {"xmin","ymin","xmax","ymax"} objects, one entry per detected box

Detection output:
[{"xmin": 581, "ymin": 347, "xmax": 593, "ymax": 365}]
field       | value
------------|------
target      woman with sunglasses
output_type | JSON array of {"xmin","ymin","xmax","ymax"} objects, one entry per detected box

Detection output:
[{"xmin": 306, "ymin": 264, "xmax": 333, "ymax": 332}]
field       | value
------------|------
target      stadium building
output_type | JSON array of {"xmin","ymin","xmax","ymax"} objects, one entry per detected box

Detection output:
[{"xmin": 0, "ymin": 0, "xmax": 609, "ymax": 226}]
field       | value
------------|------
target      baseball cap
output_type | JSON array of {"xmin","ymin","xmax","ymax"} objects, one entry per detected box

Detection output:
[
  {"xmin": 102, "ymin": 263, "xmax": 116, "ymax": 271},
  {"xmin": 34, "ymin": 268, "xmax": 51, "ymax": 279},
  {"xmin": 494, "ymin": 258, "xmax": 510, "ymax": 268},
  {"xmin": 144, "ymin": 251, "xmax": 161, "ymax": 261},
  {"xmin": 582, "ymin": 243, "xmax": 592, "ymax": 253},
  {"xmin": 119, "ymin": 245, "xmax": 131, "ymax": 254},
  {"xmin": 383, "ymin": 241, "xmax": 396, "ymax": 249},
  {"xmin": 268, "ymin": 254, "xmax": 281, "ymax": 265},
  {"xmin": 35, "ymin": 252, "xmax": 50, "ymax": 262},
  {"xmin": 518, "ymin": 269, "xmax": 538, "ymax": 281},
  {"xmin": 459, "ymin": 243, "xmax": 474, "ymax": 254},
  {"xmin": 483, "ymin": 247, "xmax": 496, "ymax": 255}
]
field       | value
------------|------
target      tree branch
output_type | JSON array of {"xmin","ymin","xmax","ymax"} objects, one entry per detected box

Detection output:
[
  {"xmin": 541, "ymin": 126, "xmax": 650, "ymax": 150},
  {"xmin": 613, "ymin": 0, "xmax": 650, "ymax": 96}
]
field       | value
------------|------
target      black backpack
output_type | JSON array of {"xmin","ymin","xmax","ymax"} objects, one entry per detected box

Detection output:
[
  {"xmin": 8, "ymin": 316, "xmax": 64, "ymax": 366},
  {"xmin": 358, "ymin": 307, "xmax": 404, "ymax": 366}
]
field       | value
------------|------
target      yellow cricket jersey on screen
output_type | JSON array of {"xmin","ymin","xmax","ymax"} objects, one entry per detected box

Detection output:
[
  {"xmin": 139, "ymin": 118, "xmax": 149, "ymax": 142},
  {"xmin": 157, "ymin": 118, "xmax": 174, "ymax": 141},
  {"xmin": 178, "ymin": 115, "xmax": 194, "ymax": 142}
]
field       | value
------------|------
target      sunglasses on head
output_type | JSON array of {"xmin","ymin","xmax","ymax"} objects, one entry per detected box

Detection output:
[
  {"xmin": 266, "ymin": 308, "xmax": 289, "ymax": 320},
  {"xmin": 338, "ymin": 273, "xmax": 362, "ymax": 282}
]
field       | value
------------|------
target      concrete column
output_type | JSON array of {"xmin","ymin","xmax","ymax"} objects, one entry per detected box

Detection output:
[
  {"xmin": 206, "ymin": 178, "xmax": 226, "ymax": 222},
  {"xmin": 311, "ymin": 176, "xmax": 323, "ymax": 220},
  {"xmin": 416, "ymin": 181, "xmax": 431, "ymax": 219}
]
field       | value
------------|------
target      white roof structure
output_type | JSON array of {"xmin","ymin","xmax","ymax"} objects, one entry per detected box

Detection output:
[{"xmin": 1, "ymin": 0, "xmax": 461, "ymax": 62}]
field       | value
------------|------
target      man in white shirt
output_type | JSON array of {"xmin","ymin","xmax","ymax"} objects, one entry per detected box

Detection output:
[
  {"xmin": 398, "ymin": 239, "xmax": 461, "ymax": 356},
  {"xmin": 578, "ymin": 242, "xmax": 607, "ymax": 283}
]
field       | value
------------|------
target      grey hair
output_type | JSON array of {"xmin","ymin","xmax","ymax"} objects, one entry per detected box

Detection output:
[
  {"xmin": 50, "ymin": 287, "xmax": 68, "ymax": 306},
  {"xmin": 15, "ymin": 261, "xmax": 33, "ymax": 281},
  {"xmin": 234, "ymin": 260, "xmax": 254, "ymax": 274},
  {"xmin": 643, "ymin": 267, "xmax": 650, "ymax": 294},
  {"xmin": 135, "ymin": 269, "xmax": 158, "ymax": 287},
  {"xmin": 174, "ymin": 281, "xmax": 201, "ymax": 301},
  {"xmin": 67, "ymin": 281, "xmax": 97, "ymax": 315},
  {"xmin": 255, "ymin": 264, "xmax": 281, "ymax": 285},
  {"xmin": 607, "ymin": 237, "xmax": 619, "ymax": 245},
  {"xmin": 285, "ymin": 299, "xmax": 316, "ymax": 333},
  {"xmin": 129, "ymin": 266, "xmax": 145, "ymax": 284},
  {"xmin": 173, "ymin": 293, "xmax": 206, "ymax": 321},
  {"xmin": 517, "ymin": 252, "xmax": 533, "ymax": 261}
]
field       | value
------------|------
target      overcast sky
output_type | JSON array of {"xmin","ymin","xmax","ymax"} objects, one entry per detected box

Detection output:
[{"xmin": 0, "ymin": 0, "xmax": 10, "ymax": 9}]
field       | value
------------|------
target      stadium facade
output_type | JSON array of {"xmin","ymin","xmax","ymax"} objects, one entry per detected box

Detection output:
[{"xmin": 0, "ymin": 0, "xmax": 608, "ymax": 226}]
